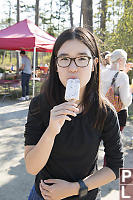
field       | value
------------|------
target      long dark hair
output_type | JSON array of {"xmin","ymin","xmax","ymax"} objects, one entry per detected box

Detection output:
[{"xmin": 41, "ymin": 27, "xmax": 108, "ymax": 130}]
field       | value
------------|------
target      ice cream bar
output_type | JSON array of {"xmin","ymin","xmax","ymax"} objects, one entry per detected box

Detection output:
[{"xmin": 65, "ymin": 79, "xmax": 80, "ymax": 101}]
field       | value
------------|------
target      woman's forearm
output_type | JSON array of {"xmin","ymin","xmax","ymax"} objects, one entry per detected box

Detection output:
[
  {"xmin": 84, "ymin": 167, "xmax": 116, "ymax": 191},
  {"xmin": 24, "ymin": 126, "xmax": 57, "ymax": 175},
  {"xmin": 38, "ymin": 167, "xmax": 116, "ymax": 199},
  {"xmin": 72, "ymin": 167, "xmax": 116, "ymax": 196}
]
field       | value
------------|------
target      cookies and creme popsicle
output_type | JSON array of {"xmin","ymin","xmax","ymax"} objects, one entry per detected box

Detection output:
[{"xmin": 65, "ymin": 79, "xmax": 80, "ymax": 101}]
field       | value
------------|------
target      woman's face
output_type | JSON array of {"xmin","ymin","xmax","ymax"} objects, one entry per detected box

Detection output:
[
  {"xmin": 119, "ymin": 58, "xmax": 126, "ymax": 71},
  {"xmin": 56, "ymin": 39, "xmax": 94, "ymax": 90}
]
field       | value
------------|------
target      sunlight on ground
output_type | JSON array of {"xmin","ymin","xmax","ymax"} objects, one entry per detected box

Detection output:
[{"xmin": 102, "ymin": 190, "xmax": 119, "ymax": 199}]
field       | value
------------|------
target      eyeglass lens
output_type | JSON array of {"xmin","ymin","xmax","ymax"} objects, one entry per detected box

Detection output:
[{"xmin": 57, "ymin": 56, "xmax": 91, "ymax": 67}]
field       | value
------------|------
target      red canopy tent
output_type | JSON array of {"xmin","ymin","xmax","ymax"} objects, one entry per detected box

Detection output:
[
  {"xmin": 0, "ymin": 19, "xmax": 56, "ymax": 96},
  {"xmin": 0, "ymin": 19, "xmax": 56, "ymax": 52}
]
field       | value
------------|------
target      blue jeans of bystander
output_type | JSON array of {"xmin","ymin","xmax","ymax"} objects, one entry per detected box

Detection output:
[{"xmin": 21, "ymin": 72, "xmax": 31, "ymax": 97}]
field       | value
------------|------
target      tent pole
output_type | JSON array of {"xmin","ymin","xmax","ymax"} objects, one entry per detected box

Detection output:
[{"xmin": 33, "ymin": 47, "xmax": 36, "ymax": 97}]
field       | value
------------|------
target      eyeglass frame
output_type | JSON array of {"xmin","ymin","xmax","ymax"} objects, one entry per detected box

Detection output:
[{"xmin": 55, "ymin": 55, "xmax": 92, "ymax": 68}]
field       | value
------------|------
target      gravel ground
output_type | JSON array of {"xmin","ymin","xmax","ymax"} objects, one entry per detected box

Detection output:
[{"xmin": 0, "ymin": 99, "xmax": 133, "ymax": 200}]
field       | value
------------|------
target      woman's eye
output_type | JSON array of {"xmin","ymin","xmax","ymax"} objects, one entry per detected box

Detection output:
[
  {"xmin": 62, "ymin": 57, "xmax": 69, "ymax": 61},
  {"xmin": 78, "ymin": 57, "xmax": 87, "ymax": 61}
]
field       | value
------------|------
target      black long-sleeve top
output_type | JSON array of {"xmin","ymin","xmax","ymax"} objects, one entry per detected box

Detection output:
[{"xmin": 24, "ymin": 94, "xmax": 123, "ymax": 200}]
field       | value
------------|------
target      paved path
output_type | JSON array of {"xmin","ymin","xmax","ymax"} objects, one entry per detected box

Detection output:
[{"xmin": 0, "ymin": 100, "xmax": 133, "ymax": 200}]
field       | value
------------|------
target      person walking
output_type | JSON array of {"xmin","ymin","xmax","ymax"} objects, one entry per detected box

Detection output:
[
  {"xmin": 101, "ymin": 49, "xmax": 132, "ymax": 132},
  {"xmin": 19, "ymin": 50, "xmax": 32, "ymax": 101},
  {"xmin": 24, "ymin": 28, "xmax": 123, "ymax": 200}
]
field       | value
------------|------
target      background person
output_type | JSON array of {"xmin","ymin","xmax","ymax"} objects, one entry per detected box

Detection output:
[
  {"xmin": 100, "ymin": 51, "xmax": 111, "ymax": 71},
  {"xmin": 19, "ymin": 50, "xmax": 32, "ymax": 101},
  {"xmin": 101, "ymin": 49, "xmax": 133, "ymax": 132},
  {"xmin": 24, "ymin": 28, "xmax": 123, "ymax": 200}
]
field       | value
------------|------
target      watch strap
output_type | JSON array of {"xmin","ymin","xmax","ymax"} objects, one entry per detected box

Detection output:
[
  {"xmin": 78, "ymin": 180, "xmax": 88, "ymax": 199},
  {"xmin": 78, "ymin": 180, "xmax": 87, "ymax": 188}
]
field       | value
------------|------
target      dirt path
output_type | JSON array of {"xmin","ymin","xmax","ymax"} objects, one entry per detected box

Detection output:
[{"xmin": 0, "ymin": 100, "xmax": 133, "ymax": 200}]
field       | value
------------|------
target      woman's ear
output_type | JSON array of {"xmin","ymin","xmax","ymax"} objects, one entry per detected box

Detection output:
[{"xmin": 94, "ymin": 57, "xmax": 98, "ymax": 65}]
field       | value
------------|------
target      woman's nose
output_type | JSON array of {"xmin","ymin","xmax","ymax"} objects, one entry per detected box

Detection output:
[{"xmin": 68, "ymin": 60, "xmax": 78, "ymax": 72}]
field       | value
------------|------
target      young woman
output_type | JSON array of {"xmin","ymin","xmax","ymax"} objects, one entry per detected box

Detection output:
[{"xmin": 24, "ymin": 27, "xmax": 123, "ymax": 200}]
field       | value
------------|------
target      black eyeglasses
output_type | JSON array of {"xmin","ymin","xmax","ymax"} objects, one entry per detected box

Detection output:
[{"xmin": 56, "ymin": 56, "xmax": 92, "ymax": 68}]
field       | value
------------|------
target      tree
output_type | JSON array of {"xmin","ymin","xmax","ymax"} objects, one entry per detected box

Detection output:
[
  {"xmin": 100, "ymin": 0, "xmax": 107, "ymax": 39},
  {"xmin": 113, "ymin": 0, "xmax": 133, "ymax": 82},
  {"xmin": 97, "ymin": 0, "xmax": 133, "ymax": 81},
  {"xmin": 35, "ymin": 0, "xmax": 39, "ymax": 26},
  {"xmin": 82, "ymin": 0, "xmax": 93, "ymax": 32},
  {"xmin": 17, "ymin": 0, "xmax": 20, "ymax": 22},
  {"xmin": 69, "ymin": 0, "xmax": 73, "ymax": 28},
  {"xmin": 16, "ymin": 0, "xmax": 20, "ymax": 75},
  {"xmin": 40, "ymin": 0, "xmax": 69, "ymax": 34},
  {"xmin": 35, "ymin": 0, "xmax": 39, "ymax": 66}
]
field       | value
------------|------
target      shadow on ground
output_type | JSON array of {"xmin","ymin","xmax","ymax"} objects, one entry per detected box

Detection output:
[{"xmin": 0, "ymin": 158, "xmax": 34, "ymax": 200}]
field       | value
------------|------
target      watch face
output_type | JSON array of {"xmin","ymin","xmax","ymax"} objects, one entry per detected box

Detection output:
[{"xmin": 79, "ymin": 188, "xmax": 88, "ymax": 198}]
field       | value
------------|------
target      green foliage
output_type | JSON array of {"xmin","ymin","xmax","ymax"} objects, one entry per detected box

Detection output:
[
  {"xmin": 40, "ymin": 53, "xmax": 51, "ymax": 65},
  {"xmin": 46, "ymin": 26, "xmax": 57, "ymax": 37},
  {"xmin": 0, "ymin": 50, "xmax": 5, "ymax": 56},
  {"xmin": 47, "ymin": 26, "xmax": 55, "ymax": 36},
  {"xmin": 40, "ymin": 0, "xmax": 70, "ymax": 33},
  {"xmin": 0, "ymin": 67, "xmax": 5, "ymax": 73},
  {"xmin": 94, "ymin": 0, "xmax": 133, "ymax": 82},
  {"xmin": 128, "ymin": 103, "xmax": 133, "ymax": 122},
  {"xmin": 0, "ymin": 18, "xmax": 15, "ymax": 29}
]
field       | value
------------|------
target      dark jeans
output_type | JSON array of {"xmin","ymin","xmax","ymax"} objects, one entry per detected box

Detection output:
[
  {"xmin": 28, "ymin": 185, "xmax": 43, "ymax": 200},
  {"xmin": 21, "ymin": 72, "xmax": 31, "ymax": 97}
]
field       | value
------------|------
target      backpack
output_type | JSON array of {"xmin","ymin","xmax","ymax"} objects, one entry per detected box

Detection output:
[{"xmin": 105, "ymin": 72, "xmax": 123, "ymax": 112}]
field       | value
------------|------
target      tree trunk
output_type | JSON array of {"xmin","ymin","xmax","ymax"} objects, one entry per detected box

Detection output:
[
  {"xmin": 1, "ymin": 51, "xmax": 6, "ymax": 64},
  {"xmin": 100, "ymin": 0, "xmax": 107, "ymax": 31},
  {"xmin": 100, "ymin": 0, "xmax": 107, "ymax": 39},
  {"xmin": 35, "ymin": 0, "xmax": 39, "ymax": 26},
  {"xmin": 16, "ymin": 0, "xmax": 20, "ymax": 76},
  {"xmin": 79, "ymin": 0, "xmax": 82, "ymax": 26},
  {"xmin": 69, "ymin": 0, "xmax": 73, "ymax": 28},
  {"xmin": 82, "ymin": 0, "xmax": 93, "ymax": 32},
  {"xmin": 17, "ymin": 0, "xmax": 20, "ymax": 22},
  {"xmin": 35, "ymin": 0, "xmax": 39, "ymax": 67},
  {"xmin": 8, "ymin": 1, "xmax": 12, "ymax": 63}
]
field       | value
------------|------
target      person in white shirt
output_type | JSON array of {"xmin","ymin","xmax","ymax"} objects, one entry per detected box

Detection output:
[
  {"xmin": 100, "ymin": 51, "xmax": 111, "ymax": 71},
  {"xmin": 101, "ymin": 49, "xmax": 133, "ymax": 167},
  {"xmin": 101, "ymin": 49, "xmax": 132, "ymax": 132}
]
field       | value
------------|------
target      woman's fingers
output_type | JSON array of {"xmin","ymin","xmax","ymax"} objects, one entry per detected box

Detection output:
[
  {"xmin": 40, "ymin": 180, "xmax": 50, "ymax": 190},
  {"xmin": 40, "ymin": 182, "xmax": 51, "ymax": 200},
  {"xmin": 55, "ymin": 115, "xmax": 72, "ymax": 121},
  {"xmin": 51, "ymin": 102, "xmax": 79, "ymax": 117},
  {"xmin": 53, "ymin": 109, "xmax": 77, "ymax": 117},
  {"xmin": 48, "ymin": 101, "xmax": 79, "ymax": 134},
  {"xmin": 53, "ymin": 102, "xmax": 78, "ymax": 111}
]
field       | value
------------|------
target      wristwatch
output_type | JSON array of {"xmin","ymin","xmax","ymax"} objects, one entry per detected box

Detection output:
[{"xmin": 78, "ymin": 180, "xmax": 88, "ymax": 199}]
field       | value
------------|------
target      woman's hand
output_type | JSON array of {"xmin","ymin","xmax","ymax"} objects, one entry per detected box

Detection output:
[
  {"xmin": 48, "ymin": 101, "xmax": 79, "ymax": 136},
  {"xmin": 39, "ymin": 179, "xmax": 79, "ymax": 200}
]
